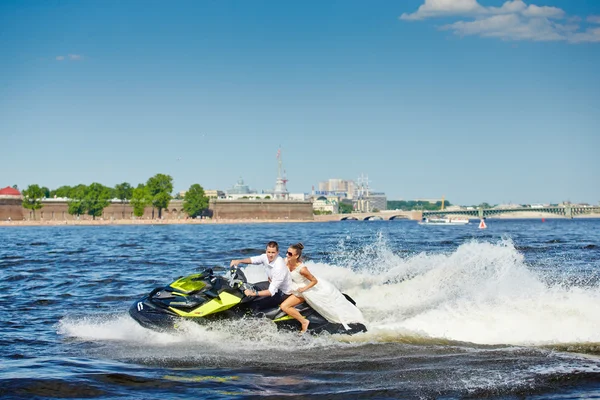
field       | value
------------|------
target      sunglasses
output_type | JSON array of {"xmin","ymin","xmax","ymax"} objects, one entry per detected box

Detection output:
[{"xmin": 286, "ymin": 251, "xmax": 295, "ymax": 257}]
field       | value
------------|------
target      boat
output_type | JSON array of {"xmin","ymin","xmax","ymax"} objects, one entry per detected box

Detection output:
[
  {"xmin": 418, "ymin": 217, "xmax": 470, "ymax": 225},
  {"xmin": 417, "ymin": 196, "xmax": 470, "ymax": 225},
  {"xmin": 129, "ymin": 267, "xmax": 367, "ymax": 335}
]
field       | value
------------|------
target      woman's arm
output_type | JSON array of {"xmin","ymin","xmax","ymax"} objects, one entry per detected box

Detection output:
[{"xmin": 297, "ymin": 266, "xmax": 318, "ymax": 293}]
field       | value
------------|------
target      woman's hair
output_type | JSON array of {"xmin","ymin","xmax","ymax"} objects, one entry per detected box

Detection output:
[{"xmin": 290, "ymin": 242, "xmax": 304, "ymax": 259}]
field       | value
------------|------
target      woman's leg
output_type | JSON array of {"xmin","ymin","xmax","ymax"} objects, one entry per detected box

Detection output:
[{"xmin": 280, "ymin": 295, "xmax": 310, "ymax": 332}]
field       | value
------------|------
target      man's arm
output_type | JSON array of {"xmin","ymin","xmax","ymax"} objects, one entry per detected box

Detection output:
[
  {"xmin": 244, "ymin": 262, "xmax": 286, "ymax": 298},
  {"xmin": 230, "ymin": 257, "xmax": 252, "ymax": 267},
  {"xmin": 232, "ymin": 253, "xmax": 267, "ymax": 267}
]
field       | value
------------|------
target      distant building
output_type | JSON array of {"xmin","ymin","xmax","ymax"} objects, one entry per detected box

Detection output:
[
  {"xmin": 530, "ymin": 203, "xmax": 547, "ymax": 209},
  {"xmin": 493, "ymin": 204, "xmax": 521, "ymax": 209},
  {"xmin": 288, "ymin": 193, "xmax": 307, "ymax": 201},
  {"xmin": 315, "ymin": 175, "xmax": 387, "ymax": 212},
  {"xmin": 0, "ymin": 186, "xmax": 21, "ymax": 198},
  {"xmin": 0, "ymin": 186, "xmax": 23, "ymax": 221},
  {"xmin": 226, "ymin": 177, "xmax": 256, "ymax": 197},
  {"xmin": 317, "ymin": 179, "xmax": 356, "ymax": 200},
  {"xmin": 205, "ymin": 190, "xmax": 225, "ymax": 199},
  {"xmin": 366, "ymin": 192, "xmax": 387, "ymax": 211},
  {"xmin": 312, "ymin": 196, "xmax": 338, "ymax": 214}
]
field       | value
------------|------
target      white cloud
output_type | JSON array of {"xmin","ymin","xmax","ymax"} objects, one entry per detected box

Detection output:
[
  {"xmin": 400, "ymin": 0, "xmax": 599, "ymax": 43},
  {"xmin": 400, "ymin": 0, "xmax": 484, "ymax": 21},
  {"xmin": 569, "ymin": 27, "xmax": 600, "ymax": 43},
  {"xmin": 520, "ymin": 4, "xmax": 564, "ymax": 19},
  {"xmin": 55, "ymin": 54, "xmax": 83, "ymax": 61},
  {"xmin": 588, "ymin": 15, "xmax": 600, "ymax": 24},
  {"xmin": 442, "ymin": 14, "xmax": 565, "ymax": 42}
]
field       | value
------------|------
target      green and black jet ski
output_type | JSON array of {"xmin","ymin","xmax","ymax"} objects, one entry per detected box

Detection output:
[{"xmin": 129, "ymin": 267, "xmax": 367, "ymax": 335}]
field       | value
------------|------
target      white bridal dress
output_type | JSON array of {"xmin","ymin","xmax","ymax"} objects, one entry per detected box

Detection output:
[{"xmin": 290, "ymin": 265, "xmax": 366, "ymax": 330}]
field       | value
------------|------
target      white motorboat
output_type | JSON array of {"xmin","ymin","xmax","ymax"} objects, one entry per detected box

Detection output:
[{"xmin": 418, "ymin": 217, "xmax": 470, "ymax": 225}]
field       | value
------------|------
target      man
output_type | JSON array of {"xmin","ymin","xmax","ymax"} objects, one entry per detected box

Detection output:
[{"xmin": 230, "ymin": 241, "xmax": 292, "ymax": 310}]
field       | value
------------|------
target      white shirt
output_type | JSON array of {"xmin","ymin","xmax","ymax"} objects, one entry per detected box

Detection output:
[{"xmin": 249, "ymin": 254, "xmax": 293, "ymax": 296}]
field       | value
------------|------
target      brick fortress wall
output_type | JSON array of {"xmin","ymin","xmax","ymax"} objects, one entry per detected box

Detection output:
[
  {"xmin": 1, "ymin": 199, "xmax": 314, "ymax": 221},
  {"xmin": 0, "ymin": 198, "xmax": 25, "ymax": 220},
  {"xmin": 210, "ymin": 200, "xmax": 313, "ymax": 220}
]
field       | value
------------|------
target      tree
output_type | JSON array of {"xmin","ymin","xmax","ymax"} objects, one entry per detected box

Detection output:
[
  {"xmin": 131, "ymin": 184, "xmax": 151, "ymax": 217},
  {"xmin": 67, "ymin": 185, "xmax": 87, "ymax": 217},
  {"xmin": 83, "ymin": 183, "xmax": 111, "ymax": 219},
  {"xmin": 183, "ymin": 184, "xmax": 209, "ymax": 218},
  {"xmin": 387, "ymin": 200, "xmax": 453, "ymax": 211},
  {"xmin": 40, "ymin": 186, "xmax": 50, "ymax": 198},
  {"xmin": 22, "ymin": 184, "xmax": 45, "ymax": 219},
  {"xmin": 114, "ymin": 182, "xmax": 133, "ymax": 202},
  {"xmin": 51, "ymin": 185, "xmax": 73, "ymax": 198},
  {"xmin": 338, "ymin": 202, "xmax": 353, "ymax": 214},
  {"xmin": 146, "ymin": 173, "xmax": 173, "ymax": 218},
  {"xmin": 12, "ymin": 184, "xmax": 18, "ymax": 190},
  {"xmin": 313, "ymin": 210, "xmax": 333, "ymax": 215}
]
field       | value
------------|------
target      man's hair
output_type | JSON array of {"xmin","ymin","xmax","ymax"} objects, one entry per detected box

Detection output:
[{"xmin": 266, "ymin": 241, "xmax": 279, "ymax": 251}]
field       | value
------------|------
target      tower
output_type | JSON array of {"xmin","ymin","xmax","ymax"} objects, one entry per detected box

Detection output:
[
  {"xmin": 355, "ymin": 174, "xmax": 371, "ymax": 212},
  {"xmin": 273, "ymin": 147, "xmax": 289, "ymax": 200}
]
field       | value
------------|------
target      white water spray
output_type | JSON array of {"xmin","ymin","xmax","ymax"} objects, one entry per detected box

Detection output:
[{"xmin": 59, "ymin": 237, "xmax": 600, "ymax": 347}]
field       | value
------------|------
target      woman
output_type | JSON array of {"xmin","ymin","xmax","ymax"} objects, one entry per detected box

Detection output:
[{"xmin": 279, "ymin": 243, "xmax": 366, "ymax": 333}]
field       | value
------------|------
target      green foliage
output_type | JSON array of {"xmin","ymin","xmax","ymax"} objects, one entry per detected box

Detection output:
[
  {"xmin": 131, "ymin": 184, "xmax": 151, "ymax": 217},
  {"xmin": 338, "ymin": 202, "xmax": 354, "ymax": 214},
  {"xmin": 146, "ymin": 174, "xmax": 173, "ymax": 218},
  {"xmin": 71, "ymin": 184, "xmax": 87, "ymax": 197},
  {"xmin": 51, "ymin": 185, "xmax": 72, "ymax": 198},
  {"xmin": 114, "ymin": 182, "xmax": 133, "ymax": 202},
  {"xmin": 67, "ymin": 185, "xmax": 88, "ymax": 216},
  {"xmin": 22, "ymin": 184, "xmax": 45, "ymax": 218},
  {"xmin": 183, "ymin": 184, "xmax": 209, "ymax": 218},
  {"xmin": 387, "ymin": 200, "xmax": 453, "ymax": 211},
  {"xmin": 83, "ymin": 183, "xmax": 111, "ymax": 219},
  {"xmin": 12, "ymin": 184, "xmax": 18, "ymax": 190},
  {"xmin": 264, "ymin": 195, "xmax": 271, "ymax": 199},
  {"xmin": 40, "ymin": 186, "xmax": 50, "ymax": 198},
  {"xmin": 313, "ymin": 210, "xmax": 333, "ymax": 215}
]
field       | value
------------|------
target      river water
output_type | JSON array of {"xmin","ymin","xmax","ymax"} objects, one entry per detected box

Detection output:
[{"xmin": 1, "ymin": 219, "xmax": 600, "ymax": 399}]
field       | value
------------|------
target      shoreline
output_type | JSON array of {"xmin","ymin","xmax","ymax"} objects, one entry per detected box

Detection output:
[
  {"xmin": 1, "ymin": 212, "xmax": 599, "ymax": 227},
  {"xmin": 0, "ymin": 218, "xmax": 317, "ymax": 227}
]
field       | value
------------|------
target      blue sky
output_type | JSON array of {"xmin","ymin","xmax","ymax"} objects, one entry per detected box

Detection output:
[{"xmin": 1, "ymin": 0, "xmax": 598, "ymax": 205}]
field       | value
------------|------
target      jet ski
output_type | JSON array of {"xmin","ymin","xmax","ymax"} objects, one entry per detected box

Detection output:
[{"xmin": 129, "ymin": 267, "xmax": 367, "ymax": 335}]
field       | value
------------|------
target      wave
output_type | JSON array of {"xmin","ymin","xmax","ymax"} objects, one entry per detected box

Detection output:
[
  {"xmin": 304, "ymin": 236, "xmax": 600, "ymax": 347},
  {"xmin": 58, "ymin": 235, "xmax": 600, "ymax": 350}
]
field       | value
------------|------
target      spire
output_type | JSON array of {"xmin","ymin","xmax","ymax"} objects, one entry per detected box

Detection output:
[{"xmin": 273, "ymin": 146, "xmax": 289, "ymax": 200}]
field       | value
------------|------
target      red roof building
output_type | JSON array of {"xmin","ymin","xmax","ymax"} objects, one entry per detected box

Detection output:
[{"xmin": 0, "ymin": 186, "xmax": 21, "ymax": 196}]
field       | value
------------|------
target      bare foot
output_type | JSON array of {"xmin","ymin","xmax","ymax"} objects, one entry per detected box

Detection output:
[{"xmin": 300, "ymin": 319, "xmax": 310, "ymax": 333}]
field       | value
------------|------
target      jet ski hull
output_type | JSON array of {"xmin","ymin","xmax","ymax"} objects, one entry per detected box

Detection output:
[{"xmin": 128, "ymin": 268, "xmax": 367, "ymax": 335}]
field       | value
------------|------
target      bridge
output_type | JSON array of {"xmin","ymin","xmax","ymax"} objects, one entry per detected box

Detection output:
[
  {"xmin": 314, "ymin": 210, "xmax": 417, "ymax": 222},
  {"xmin": 423, "ymin": 205, "xmax": 600, "ymax": 219},
  {"xmin": 312, "ymin": 206, "xmax": 600, "ymax": 222}
]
